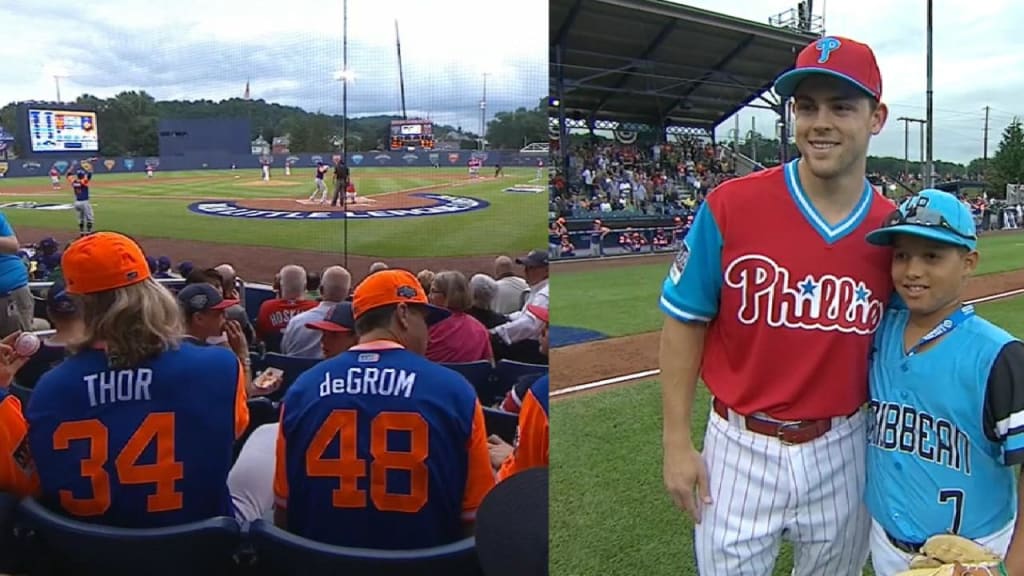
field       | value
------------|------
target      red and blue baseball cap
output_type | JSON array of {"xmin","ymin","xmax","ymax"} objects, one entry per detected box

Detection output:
[
  {"xmin": 306, "ymin": 302, "xmax": 355, "ymax": 333},
  {"xmin": 774, "ymin": 36, "xmax": 882, "ymax": 101},
  {"xmin": 866, "ymin": 189, "xmax": 977, "ymax": 251}
]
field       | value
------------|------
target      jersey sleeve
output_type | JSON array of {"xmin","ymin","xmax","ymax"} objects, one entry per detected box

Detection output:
[
  {"xmin": 461, "ymin": 400, "xmax": 495, "ymax": 521},
  {"xmin": 982, "ymin": 340, "xmax": 1024, "ymax": 465},
  {"xmin": 234, "ymin": 359, "xmax": 250, "ymax": 439},
  {"xmin": 658, "ymin": 200, "xmax": 724, "ymax": 323},
  {"xmin": 273, "ymin": 405, "xmax": 289, "ymax": 509},
  {"xmin": 0, "ymin": 215, "xmax": 13, "ymax": 238},
  {"xmin": 0, "ymin": 394, "xmax": 39, "ymax": 497},
  {"xmin": 497, "ymin": 379, "xmax": 550, "ymax": 482}
]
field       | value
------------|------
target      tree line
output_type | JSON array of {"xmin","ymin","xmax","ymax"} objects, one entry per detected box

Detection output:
[{"xmin": 0, "ymin": 92, "xmax": 548, "ymax": 157}]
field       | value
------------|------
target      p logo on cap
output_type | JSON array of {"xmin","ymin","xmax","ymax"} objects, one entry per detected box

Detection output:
[{"xmin": 816, "ymin": 37, "xmax": 841, "ymax": 63}]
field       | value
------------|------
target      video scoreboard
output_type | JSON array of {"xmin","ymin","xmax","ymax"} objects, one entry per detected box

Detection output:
[
  {"xmin": 390, "ymin": 119, "xmax": 435, "ymax": 150},
  {"xmin": 27, "ymin": 108, "xmax": 99, "ymax": 153}
]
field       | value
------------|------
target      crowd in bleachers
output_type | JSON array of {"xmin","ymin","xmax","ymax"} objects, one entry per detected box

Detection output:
[
  {"xmin": 0, "ymin": 211, "xmax": 549, "ymax": 574},
  {"xmin": 548, "ymin": 137, "xmax": 739, "ymax": 221}
]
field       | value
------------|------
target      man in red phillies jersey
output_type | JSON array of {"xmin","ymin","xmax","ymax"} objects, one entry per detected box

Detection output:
[{"xmin": 659, "ymin": 36, "xmax": 895, "ymax": 575}]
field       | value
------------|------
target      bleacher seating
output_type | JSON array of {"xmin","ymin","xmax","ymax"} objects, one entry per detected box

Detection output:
[
  {"xmin": 17, "ymin": 497, "xmax": 242, "ymax": 576},
  {"xmin": 491, "ymin": 360, "xmax": 547, "ymax": 405},
  {"xmin": 246, "ymin": 520, "xmax": 483, "ymax": 576},
  {"xmin": 482, "ymin": 407, "xmax": 518, "ymax": 444},
  {"xmin": 443, "ymin": 361, "xmax": 494, "ymax": 398}
]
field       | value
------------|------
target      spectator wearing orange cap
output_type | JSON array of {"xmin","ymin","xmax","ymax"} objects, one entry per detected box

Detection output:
[
  {"xmin": 273, "ymin": 268, "xmax": 494, "ymax": 549},
  {"xmin": 25, "ymin": 232, "xmax": 249, "ymax": 527}
]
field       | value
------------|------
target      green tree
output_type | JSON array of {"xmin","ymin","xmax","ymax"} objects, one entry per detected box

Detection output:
[
  {"xmin": 989, "ymin": 117, "xmax": 1024, "ymax": 198},
  {"xmin": 485, "ymin": 98, "xmax": 546, "ymax": 149}
]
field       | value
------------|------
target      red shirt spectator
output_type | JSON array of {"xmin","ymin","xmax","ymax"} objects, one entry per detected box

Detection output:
[
  {"xmin": 426, "ymin": 312, "xmax": 493, "ymax": 364},
  {"xmin": 256, "ymin": 298, "xmax": 317, "ymax": 341}
]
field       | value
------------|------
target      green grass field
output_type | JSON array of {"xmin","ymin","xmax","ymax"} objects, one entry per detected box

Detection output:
[
  {"xmin": 551, "ymin": 296, "xmax": 1024, "ymax": 576},
  {"xmin": 0, "ymin": 167, "xmax": 547, "ymax": 258},
  {"xmin": 550, "ymin": 231, "xmax": 1024, "ymax": 337}
]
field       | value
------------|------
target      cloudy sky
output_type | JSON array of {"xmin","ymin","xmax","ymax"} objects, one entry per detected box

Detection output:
[
  {"xmin": 678, "ymin": 0, "xmax": 1023, "ymax": 164},
  {"xmin": 0, "ymin": 0, "xmax": 546, "ymax": 134}
]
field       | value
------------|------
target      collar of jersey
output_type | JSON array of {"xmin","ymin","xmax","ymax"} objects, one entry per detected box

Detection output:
[
  {"xmin": 783, "ymin": 158, "xmax": 872, "ymax": 244},
  {"xmin": 349, "ymin": 339, "xmax": 406, "ymax": 351}
]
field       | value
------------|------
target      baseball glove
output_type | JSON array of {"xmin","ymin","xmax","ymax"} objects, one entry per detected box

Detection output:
[{"xmin": 893, "ymin": 534, "xmax": 1006, "ymax": 576}]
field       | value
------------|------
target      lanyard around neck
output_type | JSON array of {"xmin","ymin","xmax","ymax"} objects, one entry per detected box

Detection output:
[{"xmin": 906, "ymin": 305, "xmax": 974, "ymax": 356}]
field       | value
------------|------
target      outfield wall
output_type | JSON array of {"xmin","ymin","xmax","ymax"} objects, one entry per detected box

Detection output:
[{"xmin": 0, "ymin": 150, "xmax": 548, "ymax": 178}]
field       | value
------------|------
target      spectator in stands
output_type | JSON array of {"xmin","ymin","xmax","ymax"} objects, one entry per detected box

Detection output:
[
  {"xmin": 369, "ymin": 261, "xmax": 389, "ymax": 274},
  {"xmin": 153, "ymin": 256, "xmax": 176, "ymax": 279},
  {"xmin": 492, "ymin": 255, "xmax": 529, "ymax": 315},
  {"xmin": 0, "ymin": 330, "xmax": 39, "ymax": 497},
  {"xmin": 491, "ymin": 304, "xmax": 549, "ymax": 482},
  {"xmin": 272, "ymin": 269, "xmax": 494, "ymax": 548},
  {"xmin": 304, "ymin": 301, "xmax": 357, "ymax": 358},
  {"xmin": 32, "ymin": 237, "xmax": 62, "ymax": 281},
  {"xmin": 304, "ymin": 270, "xmax": 320, "ymax": 300},
  {"xmin": 498, "ymin": 303, "xmax": 549, "ymax": 415},
  {"xmin": 0, "ymin": 212, "xmax": 33, "ymax": 337},
  {"xmin": 256, "ymin": 264, "xmax": 317, "ymax": 350},
  {"xmin": 489, "ymin": 250, "xmax": 549, "ymax": 365},
  {"xmin": 16, "ymin": 280, "xmax": 83, "ymax": 390},
  {"xmin": 416, "ymin": 269, "xmax": 435, "ymax": 295},
  {"xmin": 214, "ymin": 263, "xmax": 255, "ymax": 342},
  {"xmin": 426, "ymin": 270, "xmax": 494, "ymax": 364},
  {"xmin": 281, "ymin": 266, "xmax": 351, "ymax": 358},
  {"xmin": 177, "ymin": 260, "xmax": 194, "ymax": 279},
  {"xmin": 26, "ymin": 232, "xmax": 249, "ymax": 528},
  {"xmin": 467, "ymin": 274, "xmax": 508, "ymax": 329}
]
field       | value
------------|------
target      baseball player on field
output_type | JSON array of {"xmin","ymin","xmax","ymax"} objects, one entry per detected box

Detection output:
[
  {"xmin": 862, "ymin": 189, "xmax": 1024, "ymax": 575},
  {"xmin": 309, "ymin": 161, "xmax": 329, "ymax": 203},
  {"xmin": 69, "ymin": 169, "xmax": 94, "ymax": 237},
  {"xmin": 659, "ymin": 36, "xmax": 894, "ymax": 575},
  {"xmin": 273, "ymin": 269, "xmax": 495, "ymax": 549}
]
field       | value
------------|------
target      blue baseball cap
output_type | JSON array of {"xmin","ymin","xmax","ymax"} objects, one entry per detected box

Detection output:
[
  {"xmin": 306, "ymin": 302, "xmax": 355, "ymax": 333},
  {"xmin": 866, "ymin": 189, "xmax": 977, "ymax": 251},
  {"xmin": 46, "ymin": 280, "xmax": 77, "ymax": 315}
]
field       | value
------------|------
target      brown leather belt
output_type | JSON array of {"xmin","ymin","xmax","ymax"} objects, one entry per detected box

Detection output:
[{"xmin": 712, "ymin": 398, "xmax": 836, "ymax": 445}]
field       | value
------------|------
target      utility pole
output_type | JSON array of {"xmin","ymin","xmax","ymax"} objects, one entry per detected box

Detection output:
[
  {"xmin": 897, "ymin": 117, "xmax": 926, "ymax": 182},
  {"xmin": 925, "ymin": 0, "xmax": 934, "ymax": 188},
  {"xmin": 983, "ymin": 105, "xmax": 990, "ymax": 175}
]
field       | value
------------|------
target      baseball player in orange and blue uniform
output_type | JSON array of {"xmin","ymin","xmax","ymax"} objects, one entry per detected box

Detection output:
[
  {"xmin": 660, "ymin": 36, "xmax": 896, "ymax": 575},
  {"xmin": 26, "ymin": 232, "xmax": 249, "ymax": 527},
  {"xmin": 273, "ymin": 269, "xmax": 494, "ymax": 549},
  {"xmin": 69, "ymin": 169, "xmax": 94, "ymax": 236}
]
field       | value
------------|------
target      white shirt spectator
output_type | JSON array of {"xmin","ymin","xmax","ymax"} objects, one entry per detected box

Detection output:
[
  {"xmin": 491, "ymin": 279, "xmax": 549, "ymax": 346},
  {"xmin": 280, "ymin": 301, "xmax": 335, "ymax": 358},
  {"xmin": 493, "ymin": 275, "xmax": 530, "ymax": 315}
]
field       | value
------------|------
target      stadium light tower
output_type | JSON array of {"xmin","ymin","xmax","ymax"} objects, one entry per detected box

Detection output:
[
  {"xmin": 45, "ymin": 64, "xmax": 69, "ymax": 104},
  {"xmin": 479, "ymin": 72, "xmax": 490, "ymax": 151}
]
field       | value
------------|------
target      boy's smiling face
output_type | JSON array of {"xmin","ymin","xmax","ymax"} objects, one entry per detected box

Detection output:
[{"xmin": 891, "ymin": 234, "xmax": 978, "ymax": 319}]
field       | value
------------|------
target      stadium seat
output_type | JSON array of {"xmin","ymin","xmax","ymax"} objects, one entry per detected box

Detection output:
[
  {"xmin": 243, "ymin": 285, "xmax": 277, "ymax": 325},
  {"xmin": 482, "ymin": 407, "xmax": 518, "ymax": 444},
  {"xmin": 489, "ymin": 360, "xmax": 547, "ymax": 405},
  {"xmin": 235, "ymin": 397, "xmax": 281, "ymax": 462},
  {"xmin": 247, "ymin": 520, "xmax": 483, "ymax": 576},
  {"xmin": 261, "ymin": 352, "xmax": 321, "ymax": 401},
  {"xmin": 0, "ymin": 491, "xmax": 26, "ymax": 573},
  {"xmin": 442, "ymin": 361, "xmax": 494, "ymax": 397},
  {"xmin": 17, "ymin": 497, "xmax": 242, "ymax": 576}
]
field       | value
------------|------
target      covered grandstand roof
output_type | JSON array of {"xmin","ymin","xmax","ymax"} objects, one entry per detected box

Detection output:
[{"xmin": 550, "ymin": 0, "xmax": 819, "ymax": 130}]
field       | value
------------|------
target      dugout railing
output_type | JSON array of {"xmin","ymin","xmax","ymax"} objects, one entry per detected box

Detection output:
[{"xmin": 549, "ymin": 226, "xmax": 683, "ymax": 261}]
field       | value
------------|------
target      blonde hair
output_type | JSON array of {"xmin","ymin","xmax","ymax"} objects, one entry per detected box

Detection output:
[
  {"xmin": 416, "ymin": 269, "xmax": 435, "ymax": 295},
  {"xmin": 431, "ymin": 270, "xmax": 471, "ymax": 312},
  {"xmin": 68, "ymin": 279, "xmax": 184, "ymax": 368}
]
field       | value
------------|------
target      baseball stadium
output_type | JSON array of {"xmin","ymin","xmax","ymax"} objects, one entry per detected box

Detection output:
[
  {"xmin": 0, "ymin": 0, "xmax": 549, "ymax": 574},
  {"xmin": 550, "ymin": 1, "xmax": 1024, "ymax": 575}
]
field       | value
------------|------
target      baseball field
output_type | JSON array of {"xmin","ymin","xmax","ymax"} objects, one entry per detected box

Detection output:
[
  {"xmin": 548, "ymin": 231, "xmax": 1024, "ymax": 576},
  {"xmin": 0, "ymin": 165, "xmax": 547, "ymax": 282}
]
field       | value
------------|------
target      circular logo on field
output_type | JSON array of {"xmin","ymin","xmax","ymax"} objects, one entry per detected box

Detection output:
[{"xmin": 186, "ymin": 193, "xmax": 490, "ymax": 220}]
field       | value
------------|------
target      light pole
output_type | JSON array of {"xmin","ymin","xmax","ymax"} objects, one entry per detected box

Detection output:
[{"xmin": 479, "ymin": 72, "xmax": 489, "ymax": 151}]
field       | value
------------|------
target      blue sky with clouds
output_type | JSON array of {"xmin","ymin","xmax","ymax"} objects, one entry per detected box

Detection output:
[
  {"xmin": 677, "ymin": 0, "xmax": 1024, "ymax": 164},
  {"xmin": 0, "ymin": 0, "xmax": 546, "ymax": 133}
]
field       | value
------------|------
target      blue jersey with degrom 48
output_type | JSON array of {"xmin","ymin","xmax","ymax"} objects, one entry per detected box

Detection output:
[
  {"xmin": 274, "ymin": 340, "xmax": 494, "ymax": 549},
  {"xmin": 866, "ymin": 307, "xmax": 1024, "ymax": 542},
  {"xmin": 25, "ymin": 342, "xmax": 249, "ymax": 528}
]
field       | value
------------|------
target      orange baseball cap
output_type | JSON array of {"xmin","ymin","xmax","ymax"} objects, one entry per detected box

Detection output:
[
  {"xmin": 61, "ymin": 232, "xmax": 151, "ymax": 295},
  {"xmin": 527, "ymin": 304, "xmax": 548, "ymax": 324},
  {"xmin": 353, "ymin": 269, "xmax": 450, "ymax": 325}
]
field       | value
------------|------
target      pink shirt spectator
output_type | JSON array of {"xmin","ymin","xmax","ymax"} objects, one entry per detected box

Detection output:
[{"xmin": 426, "ymin": 312, "xmax": 493, "ymax": 364}]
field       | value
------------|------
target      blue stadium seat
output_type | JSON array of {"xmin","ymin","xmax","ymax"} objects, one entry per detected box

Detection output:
[
  {"xmin": 490, "ymin": 360, "xmax": 547, "ymax": 406},
  {"xmin": 235, "ymin": 397, "xmax": 280, "ymax": 462},
  {"xmin": 262, "ymin": 352, "xmax": 321, "ymax": 401},
  {"xmin": 247, "ymin": 520, "xmax": 483, "ymax": 576},
  {"xmin": 17, "ymin": 497, "xmax": 242, "ymax": 576},
  {"xmin": 0, "ymin": 491, "xmax": 26, "ymax": 573},
  {"xmin": 243, "ymin": 285, "xmax": 277, "ymax": 325},
  {"xmin": 442, "ymin": 361, "xmax": 494, "ymax": 398},
  {"xmin": 482, "ymin": 407, "xmax": 518, "ymax": 444}
]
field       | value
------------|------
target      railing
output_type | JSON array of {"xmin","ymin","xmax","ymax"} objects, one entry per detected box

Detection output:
[{"xmin": 549, "ymin": 226, "xmax": 683, "ymax": 261}]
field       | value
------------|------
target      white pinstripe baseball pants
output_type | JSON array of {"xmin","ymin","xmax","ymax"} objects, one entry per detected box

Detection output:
[{"xmin": 693, "ymin": 401, "xmax": 871, "ymax": 575}]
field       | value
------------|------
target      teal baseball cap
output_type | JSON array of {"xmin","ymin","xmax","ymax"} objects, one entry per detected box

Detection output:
[{"xmin": 865, "ymin": 189, "xmax": 977, "ymax": 251}]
